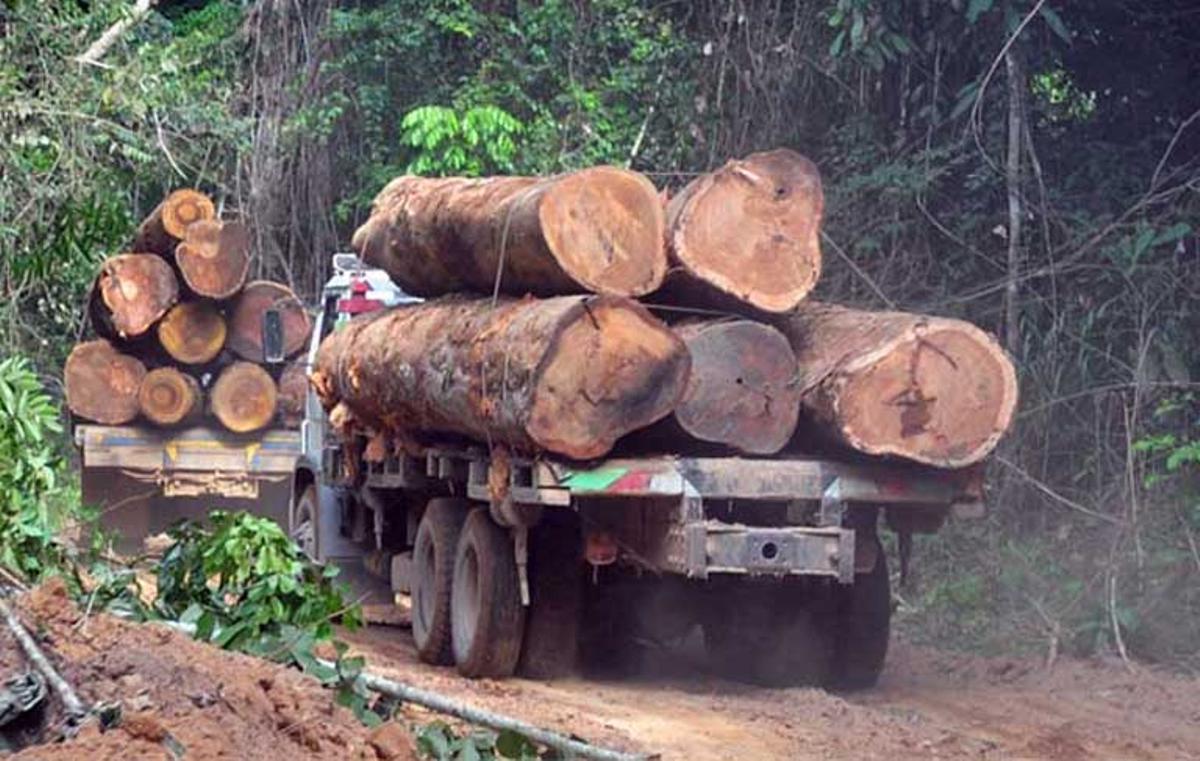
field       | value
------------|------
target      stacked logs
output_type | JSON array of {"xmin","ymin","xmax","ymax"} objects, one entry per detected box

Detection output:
[
  {"xmin": 64, "ymin": 189, "xmax": 312, "ymax": 434},
  {"xmin": 316, "ymin": 148, "xmax": 1018, "ymax": 469}
]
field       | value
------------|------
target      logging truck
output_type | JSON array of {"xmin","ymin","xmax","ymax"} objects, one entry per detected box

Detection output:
[{"xmin": 282, "ymin": 255, "xmax": 986, "ymax": 688}]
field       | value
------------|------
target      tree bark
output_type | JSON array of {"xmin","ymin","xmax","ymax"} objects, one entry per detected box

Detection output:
[
  {"xmin": 352, "ymin": 167, "xmax": 666, "ymax": 299},
  {"xmin": 157, "ymin": 301, "xmax": 227, "ymax": 365},
  {"xmin": 776, "ymin": 302, "xmax": 1018, "ymax": 468},
  {"xmin": 312, "ymin": 295, "xmax": 691, "ymax": 460},
  {"xmin": 665, "ymin": 149, "xmax": 823, "ymax": 313},
  {"xmin": 175, "ymin": 219, "xmax": 252, "ymax": 299},
  {"xmin": 138, "ymin": 367, "xmax": 202, "ymax": 427},
  {"xmin": 226, "ymin": 280, "xmax": 312, "ymax": 361},
  {"xmin": 210, "ymin": 361, "xmax": 278, "ymax": 433},
  {"xmin": 64, "ymin": 340, "xmax": 147, "ymax": 425},
  {"xmin": 1003, "ymin": 48, "xmax": 1025, "ymax": 355},
  {"xmin": 668, "ymin": 319, "xmax": 800, "ymax": 454},
  {"xmin": 277, "ymin": 360, "xmax": 308, "ymax": 428},
  {"xmin": 132, "ymin": 189, "xmax": 215, "ymax": 257},
  {"xmin": 89, "ymin": 254, "xmax": 179, "ymax": 340}
]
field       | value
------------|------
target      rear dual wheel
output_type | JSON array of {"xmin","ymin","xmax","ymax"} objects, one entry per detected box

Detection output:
[{"xmin": 451, "ymin": 509, "xmax": 525, "ymax": 678}]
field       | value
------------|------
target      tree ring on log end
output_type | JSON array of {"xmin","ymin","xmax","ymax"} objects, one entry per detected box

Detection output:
[
  {"xmin": 97, "ymin": 254, "xmax": 179, "ymax": 338},
  {"xmin": 176, "ymin": 220, "xmax": 252, "ymax": 300},
  {"xmin": 669, "ymin": 149, "xmax": 823, "ymax": 313},
  {"xmin": 529, "ymin": 296, "xmax": 691, "ymax": 460},
  {"xmin": 139, "ymin": 368, "xmax": 199, "ymax": 426},
  {"xmin": 211, "ymin": 362, "xmax": 278, "ymax": 433},
  {"xmin": 538, "ymin": 167, "xmax": 666, "ymax": 297},
  {"xmin": 836, "ymin": 325, "xmax": 1018, "ymax": 467},
  {"xmin": 161, "ymin": 189, "xmax": 216, "ymax": 239},
  {"xmin": 158, "ymin": 301, "xmax": 227, "ymax": 365},
  {"xmin": 64, "ymin": 340, "xmax": 146, "ymax": 425}
]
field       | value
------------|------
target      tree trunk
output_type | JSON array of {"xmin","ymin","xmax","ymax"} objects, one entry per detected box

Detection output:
[
  {"xmin": 210, "ymin": 361, "xmax": 278, "ymax": 433},
  {"xmin": 776, "ymin": 302, "xmax": 1018, "ymax": 468},
  {"xmin": 157, "ymin": 301, "xmax": 227, "ymax": 365},
  {"xmin": 138, "ymin": 366, "xmax": 203, "ymax": 427},
  {"xmin": 132, "ymin": 189, "xmax": 215, "ymax": 257},
  {"xmin": 175, "ymin": 220, "xmax": 252, "ymax": 299},
  {"xmin": 90, "ymin": 254, "xmax": 179, "ymax": 339},
  {"xmin": 667, "ymin": 319, "xmax": 800, "ymax": 454},
  {"xmin": 64, "ymin": 340, "xmax": 147, "ymax": 425},
  {"xmin": 227, "ymin": 280, "xmax": 312, "ymax": 361},
  {"xmin": 312, "ymin": 295, "xmax": 691, "ymax": 460},
  {"xmin": 665, "ymin": 149, "xmax": 823, "ymax": 313},
  {"xmin": 352, "ymin": 167, "xmax": 666, "ymax": 299},
  {"xmin": 277, "ymin": 360, "xmax": 308, "ymax": 428}
]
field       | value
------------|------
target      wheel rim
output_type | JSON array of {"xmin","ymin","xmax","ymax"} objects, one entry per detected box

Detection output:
[
  {"xmin": 452, "ymin": 545, "xmax": 481, "ymax": 659},
  {"xmin": 291, "ymin": 505, "xmax": 315, "ymax": 559}
]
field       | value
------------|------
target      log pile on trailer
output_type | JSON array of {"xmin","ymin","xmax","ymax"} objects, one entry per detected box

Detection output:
[
  {"xmin": 63, "ymin": 188, "xmax": 311, "ymax": 433},
  {"xmin": 317, "ymin": 148, "xmax": 1017, "ymax": 466}
]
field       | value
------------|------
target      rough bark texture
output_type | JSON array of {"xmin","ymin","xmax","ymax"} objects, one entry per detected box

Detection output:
[
  {"xmin": 64, "ymin": 340, "xmax": 147, "ymax": 425},
  {"xmin": 312, "ymin": 295, "xmax": 691, "ymax": 460},
  {"xmin": 138, "ymin": 367, "xmax": 203, "ymax": 427},
  {"xmin": 132, "ymin": 189, "xmax": 215, "ymax": 257},
  {"xmin": 157, "ymin": 301, "xmax": 227, "ymax": 365},
  {"xmin": 227, "ymin": 281, "xmax": 312, "ymax": 361},
  {"xmin": 669, "ymin": 319, "xmax": 800, "ymax": 454},
  {"xmin": 665, "ymin": 149, "xmax": 823, "ymax": 313},
  {"xmin": 210, "ymin": 361, "xmax": 278, "ymax": 433},
  {"xmin": 776, "ymin": 302, "xmax": 1018, "ymax": 468},
  {"xmin": 352, "ymin": 167, "xmax": 666, "ymax": 298},
  {"xmin": 89, "ymin": 254, "xmax": 179, "ymax": 340},
  {"xmin": 175, "ymin": 220, "xmax": 252, "ymax": 299},
  {"xmin": 277, "ymin": 360, "xmax": 308, "ymax": 428}
]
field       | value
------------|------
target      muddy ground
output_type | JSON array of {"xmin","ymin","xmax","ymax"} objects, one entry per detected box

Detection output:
[{"xmin": 342, "ymin": 622, "xmax": 1200, "ymax": 761}]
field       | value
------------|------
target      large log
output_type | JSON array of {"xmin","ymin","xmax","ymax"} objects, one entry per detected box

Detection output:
[
  {"xmin": 668, "ymin": 319, "xmax": 800, "ymax": 454},
  {"xmin": 312, "ymin": 295, "xmax": 691, "ymax": 460},
  {"xmin": 210, "ymin": 362, "xmax": 278, "ymax": 433},
  {"xmin": 227, "ymin": 281, "xmax": 312, "ymax": 361},
  {"xmin": 157, "ymin": 301, "xmax": 227, "ymax": 365},
  {"xmin": 64, "ymin": 340, "xmax": 146, "ymax": 425},
  {"xmin": 138, "ymin": 367, "xmax": 203, "ymax": 426},
  {"xmin": 89, "ymin": 254, "xmax": 179, "ymax": 339},
  {"xmin": 776, "ymin": 303, "xmax": 1018, "ymax": 468},
  {"xmin": 665, "ymin": 149, "xmax": 823, "ymax": 313},
  {"xmin": 132, "ymin": 188, "xmax": 215, "ymax": 257},
  {"xmin": 174, "ymin": 220, "xmax": 252, "ymax": 299},
  {"xmin": 352, "ymin": 167, "xmax": 666, "ymax": 298}
]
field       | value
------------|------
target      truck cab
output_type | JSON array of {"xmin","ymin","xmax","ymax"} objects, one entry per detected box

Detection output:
[{"xmin": 286, "ymin": 254, "xmax": 985, "ymax": 689}]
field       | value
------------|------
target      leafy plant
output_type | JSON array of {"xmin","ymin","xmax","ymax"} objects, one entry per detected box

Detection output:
[
  {"xmin": 417, "ymin": 720, "xmax": 539, "ymax": 761},
  {"xmin": 154, "ymin": 511, "xmax": 361, "ymax": 651},
  {"xmin": 0, "ymin": 356, "xmax": 70, "ymax": 581},
  {"xmin": 400, "ymin": 105, "xmax": 524, "ymax": 177}
]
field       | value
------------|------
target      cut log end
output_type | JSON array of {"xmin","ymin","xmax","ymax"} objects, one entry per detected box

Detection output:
[
  {"xmin": 210, "ymin": 362, "xmax": 278, "ymax": 433},
  {"xmin": 94, "ymin": 254, "xmax": 179, "ymax": 338},
  {"xmin": 669, "ymin": 148, "xmax": 823, "ymax": 313},
  {"xmin": 529, "ymin": 298, "xmax": 690, "ymax": 459},
  {"xmin": 176, "ymin": 220, "xmax": 251, "ymax": 299},
  {"xmin": 539, "ymin": 167, "xmax": 667, "ymax": 297},
  {"xmin": 834, "ymin": 325, "xmax": 1018, "ymax": 468},
  {"xmin": 157, "ymin": 301, "xmax": 227, "ymax": 365},
  {"xmin": 160, "ymin": 189, "xmax": 216, "ymax": 239},
  {"xmin": 138, "ymin": 367, "xmax": 202, "ymax": 426},
  {"xmin": 227, "ymin": 281, "xmax": 312, "ymax": 361},
  {"xmin": 673, "ymin": 320, "xmax": 800, "ymax": 454},
  {"xmin": 64, "ymin": 340, "xmax": 147, "ymax": 425}
]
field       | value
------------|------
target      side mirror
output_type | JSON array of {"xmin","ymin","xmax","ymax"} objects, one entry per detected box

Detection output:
[{"xmin": 262, "ymin": 307, "xmax": 285, "ymax": 364}]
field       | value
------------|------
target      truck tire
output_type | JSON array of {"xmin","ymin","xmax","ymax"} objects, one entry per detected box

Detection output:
[
  {"xmin": 827, "ymin": 537, "xmax": 891, "ymax": 690},
  {"xmin": 291, "ymin": 485, "xmax": 319, "ymax": 561},
  {"xmin": 412, "ymin": 498, "xmax": 468, "ymax": 666},
  {"xmin": 451, "ymin": 508, "xmax": 525, "ymax": 678},
  {"xmin": 517, "ymin": 519, "xmax": 582, "ymax": 679},
  {"xmin": 702, "ymin": 582, "xmax": 831, "ymax": 687}
]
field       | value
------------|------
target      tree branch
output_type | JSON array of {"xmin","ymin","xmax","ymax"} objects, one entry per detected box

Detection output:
[{"xmin": 76, "ymin": 0, "xmax": 157, "ymax": 65}]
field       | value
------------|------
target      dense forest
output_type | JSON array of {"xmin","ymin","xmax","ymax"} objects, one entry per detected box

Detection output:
[{"xmin": 1, "ymin": 0, "xmax": 1197, "ymax": 668}]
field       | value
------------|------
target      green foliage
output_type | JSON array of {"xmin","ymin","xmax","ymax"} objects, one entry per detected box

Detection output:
[
  {"xmin": 0, "ymin": 356, "xmax": 70, "ymax": 581},
  {"xmin": 154, "ymin": 511, "xmax": 361, "ymax": 651},
  {"xmin": 400, "ymin": 105, "xmax": 524, "ymax": 177},
  {"xmin": 417, "ymin": 721, "xmax": 539, "ymax": 761}
]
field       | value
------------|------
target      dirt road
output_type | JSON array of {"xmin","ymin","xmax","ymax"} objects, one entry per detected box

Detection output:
[{"xmin": 343, "ymin": 624, "xmax": 1200, "ymax": 761}]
